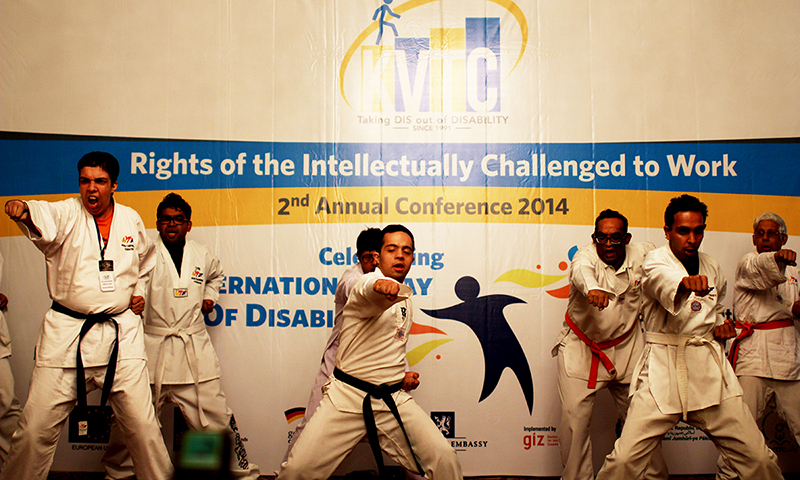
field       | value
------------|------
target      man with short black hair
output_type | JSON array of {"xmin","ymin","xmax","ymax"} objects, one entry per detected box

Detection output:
[
  {"xmin": 102, "ymin": 192, "xmax": 259, "ymax": 479},
  {"xmin": 555, "ymin": 209, "xmax": 667, "ymax": 480},
  {"xmin": 717, "ymin": 212, "xmax": 800, "ymax": 479},
  {"xmin": 279, "ymin": 225, "xmax": 462, "ymax": 480},
  {"xmin": 595, "ymin": 194, "xmax": 782, "ymax": 480},
  {"xmin": 3, "ymin": 151, "xmax": 172, "ymax": 480},
  {"xmin": 283, "ymin": 227, "xmax": 384, "ymax": 460}
]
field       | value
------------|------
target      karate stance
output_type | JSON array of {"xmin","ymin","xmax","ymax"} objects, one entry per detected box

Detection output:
[
  {"xmin": 3, "ymin": 151, "xmax": 172, "ymax": 480},
  {"xmin": 102, "ymin": 192, "xmax": 259, "ymax": 479},
  {"xmin": 554, "ymin": 209, "xmax": 667, "ymax": 480},
  {"xmin": 278, "ymin": 225, "xmax": 462, "ymax": 480},
  {"xmin": 0, "ymin": 253, "xmax": 21, "ymax": 472},
  {"xmin": 717, "ymin": 212, "xmax": 800, "ymax": 479},
  {"xmin": 595, "ymin": 194, "xmax": 782, "ymax": 480},
  {"xmin": 283, "ymin": 227, "xmax": 384, "ymax": 459}
]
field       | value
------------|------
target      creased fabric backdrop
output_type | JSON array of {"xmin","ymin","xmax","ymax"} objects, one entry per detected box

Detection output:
[{"xmin": 1, "ymin": 0, "xmax": 799, "ymax": 475}]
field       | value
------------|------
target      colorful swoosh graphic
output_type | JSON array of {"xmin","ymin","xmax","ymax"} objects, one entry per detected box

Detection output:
[
  {"xmin": 407, "ymin": 338, "xmax": 455, "ymax": 366},
  {"xmin": 494, "ymin": 269, "xmax": 566, "ymax": 288},
  {"xmin": 409, "ymin": 245, "xmax": 577, "ymax": 367}
]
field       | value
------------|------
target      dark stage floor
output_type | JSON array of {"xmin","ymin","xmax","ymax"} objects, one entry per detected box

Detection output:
[{"xmin": 46, "ymin": 474, "xmax": 799, "ymax": 480}]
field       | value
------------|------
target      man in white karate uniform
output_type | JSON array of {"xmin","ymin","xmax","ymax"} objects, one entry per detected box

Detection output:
[
  {"xmin": 283, "ymin": 227, "xmax": 383, "ymax": 460},
  {"xmin": 278, "ymin": 225, "xmax": 462, "ymax": 480},
  {"xmin": 595, "ymin": 194, "xmax": 781, "ymax": 480},
  {"xmin": 555, "ymin": 209, "xmax": 667, "ymax": 480},
  {"xmin": 717, "ymin": 212, "xmax": 800, "ymax": 479},
  {"xmin": 103, "ymin": 192, "xmax": 259, "ymax": 479},
  {"xmin": 0, "ymin": 253, "xmax": 22, "ymax": 471},
  {"xmin": 3, "ymin": 151, "xmax": 172, "ymax": 480}
]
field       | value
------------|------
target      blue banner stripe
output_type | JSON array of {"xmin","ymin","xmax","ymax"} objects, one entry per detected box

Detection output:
[{"xmin": 1, "ymin": 134, "xmax": 798, "ymax": 197}]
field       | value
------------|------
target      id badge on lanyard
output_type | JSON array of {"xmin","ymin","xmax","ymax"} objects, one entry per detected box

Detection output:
[
  {"xmin": 96, "ymin": 220, "xmax": 115, "ymax": 292},
  {"xmin": 99, "ymin": 260, "xmax": 115, "ymax": 292}
]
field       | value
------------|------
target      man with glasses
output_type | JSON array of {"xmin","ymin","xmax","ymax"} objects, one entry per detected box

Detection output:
[
  {"xmin": 283, "ymin": 227, "xmax": 387, "ymax": 459},
  {"xmin": 596, "ymin": 195, "xmax": 781, "ymax": 479},
  {"xmin": 102, "ymin": 192, "xmax": 259, "ymax": 479},
  {"xmin": 554, "ymin": 209, "xmax": 667, "ymax": 480},
  {"xmin": 717, "ymin": 212, "xmax": 800, "ymax": 479},
  {"xmin": 3, "ymin": 152, "xmax": 172, "ymax": 480}
]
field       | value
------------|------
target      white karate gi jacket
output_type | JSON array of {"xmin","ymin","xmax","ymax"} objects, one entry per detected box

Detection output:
[
  {"xmin": 143, "ymin": 237, "xmax": 224, "ymax": 386},
  {"xmin": 555, "ymin": 242, "xmax": 654, "ymax": 382},
  {"xmin": 634, "ymin": 245, "xmax": 741, "ymax": 415},
  {"xmin": 732, "ymin": 250, "xmax": 800, "ymax": 380},
  {"xmin": 329, "ymin": 271, "xmax": 413, "ymax": 413},
  {"xmin": 0, "ymin": 254, "xmax": 12, "ymax": 359},
  {"xmin": 18, "ymin": 198, "xmax": 155, "ymax": 367},
  {"xmin": 327, "ymin": 263, "xmax": 367, "ymax": 353}
]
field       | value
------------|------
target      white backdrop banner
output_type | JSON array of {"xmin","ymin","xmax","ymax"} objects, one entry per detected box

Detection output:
[{"xmin": 1, "ymin": 0, "xmax": 799, "ymax": 476}]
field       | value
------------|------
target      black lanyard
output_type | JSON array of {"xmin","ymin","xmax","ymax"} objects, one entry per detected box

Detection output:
[{"xmin": 94, "ymin": 218, "xmax": 109, "ymax": 261}]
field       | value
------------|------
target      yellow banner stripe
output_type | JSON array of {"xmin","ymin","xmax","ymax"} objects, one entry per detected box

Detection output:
[{"xmin": 2, "ymin": 188, "xmax": 799, "ymax": 237}]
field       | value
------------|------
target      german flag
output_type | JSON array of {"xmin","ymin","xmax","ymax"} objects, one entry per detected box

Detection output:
[{"xmin": 284, "ymin": 407, "xmax": 305, "ymax": 424}]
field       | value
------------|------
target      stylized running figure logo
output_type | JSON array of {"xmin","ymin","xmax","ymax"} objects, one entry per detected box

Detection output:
[
  {"xmin": 422, "ymin": 276, "xmax": 534, "ymax": 413},
  {"xmin": 373, "ymin": 0, "xmax": 400, "ymax": 45}
]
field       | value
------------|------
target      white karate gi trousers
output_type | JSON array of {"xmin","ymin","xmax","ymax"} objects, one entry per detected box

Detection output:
[
  {"xmin": 0, "ymin": 359, "xmax": 172, "ymax": 480},
  {"xmin": 596, "ymin": 381, "xmax": 782, "ymax": 480},
  {"xmin": 716, "ymin": 375, "xmax": 800, "ymax": 479},
  {"xmin": 282, "ymin": 336, "xmax": 337, "ymax": 462},
  {"xmin": 278, "ymin": 393, "xmax": 462, "ymax": 480},
  {"xmin": 0, "ymin": 357, "xmax": 20, "ymax": 468},
  {"xmin": 102, "ymin": 378, "xmax": 259, "ymax": 480},
  {"xmin": 557, "ymin": 352, "xmax": 669, "ymax": 480}
]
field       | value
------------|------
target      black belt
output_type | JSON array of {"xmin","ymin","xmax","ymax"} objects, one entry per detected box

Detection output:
[
  {"xmin": 334, "ymin": 367, "xmax": 424, "ymax": 478},
  {"xmin": 52, "ymin": 301, "xmax": 120, "ymax": 407}
]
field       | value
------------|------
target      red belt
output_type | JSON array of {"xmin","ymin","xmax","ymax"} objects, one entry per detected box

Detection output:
[
  {"xmin": 565, "ymin": 311, "xmax": 635, "ymax": 389},
  {"xmin": 727, "ymin": 318, "xmax": 795, "ymax": 371}
]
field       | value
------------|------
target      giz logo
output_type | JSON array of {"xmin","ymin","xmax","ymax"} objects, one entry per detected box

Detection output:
[
  {"xmin": 340, "ymin": 1, "xmax": 528, "ymax": 113},
  {"xmin": 523, "ymin": 433, "xmax": 545, "ymax": 449},
  {"xmin": 522, "ymin": 429, "xmax": 558, "ymax": 449}
]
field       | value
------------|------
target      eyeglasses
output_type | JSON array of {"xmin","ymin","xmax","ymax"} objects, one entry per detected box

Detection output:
[
  {"xmin": 157, "ymin": 215, "xmax": 187, "ymax": 225},
  {"xmin": 592, "ymin": 233, "xmax": 624, "ymax": 245},
  {"xmin": 360, "ymin": 253, "xmax": 377, "ymax": 264}
]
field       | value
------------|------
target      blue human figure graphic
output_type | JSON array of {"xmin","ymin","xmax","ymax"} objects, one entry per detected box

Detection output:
[
  {"xmin": 422, "ymin": 276, "xmax": 534, "ymax": 414},
  {"xmin": 373, "ymin": 0, "xmax": 400, "ymax": 45}
]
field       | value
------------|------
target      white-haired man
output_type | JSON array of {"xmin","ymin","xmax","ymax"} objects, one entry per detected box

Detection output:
[{"xmin": 717, "ymin": 212, "xmax": 800, "ymax": 479}]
